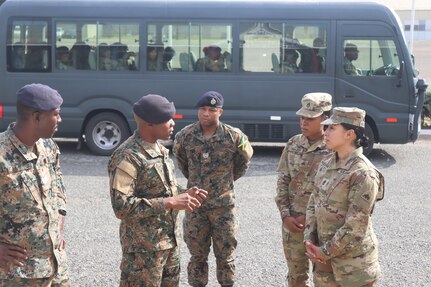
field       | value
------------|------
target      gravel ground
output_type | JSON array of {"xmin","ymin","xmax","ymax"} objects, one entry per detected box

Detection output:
[{"xmin": 59, "ymin": 136, "xmax": 431, "ymax": 287}]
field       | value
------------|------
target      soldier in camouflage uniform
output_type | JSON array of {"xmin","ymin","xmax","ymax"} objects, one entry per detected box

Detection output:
[
  {"xmin": 275, "ymin": 92, "xmax": 332, "ymax": 287},
  {"xmin": 343, "ymin": 43, "xmax": 360, "ymax": 76},
  {"xmin": 108, "ymin": 94, "xmax": 208, "ymax": 287},
  {"xmin": 173, "ymin": 91, "xmax": 253, "ymax": 287},
  {"xmin": 304, "ymin": 107, "xmax": 384, "ymax": 287},
  {"xmin": 0, "ymin": 83, "xmax": 68, "ymax": 286},
  {"xmin": 195, "ymin": 46, "xmax": 230, "ymax": 72}
]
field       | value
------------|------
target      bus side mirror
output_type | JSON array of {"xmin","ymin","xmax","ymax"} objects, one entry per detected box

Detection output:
[{"xmin": 397, "ymin": 61, "xmax": 404, "ymax": 87}]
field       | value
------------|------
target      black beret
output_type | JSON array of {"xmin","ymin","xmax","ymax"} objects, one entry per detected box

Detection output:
[
  {"xmin": 133, "ymin": 94, "xmax": 175, "ymax": 124},
  {"xmin": 16, "ymin": 83, "xmax": 63, "ymax": 111},
  {"xmin": 196, "ymin": 91, "xmax": 224, "ymax": 108}
]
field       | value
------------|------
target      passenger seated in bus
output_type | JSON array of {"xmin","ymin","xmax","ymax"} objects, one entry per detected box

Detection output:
[
  {"xmin": 111, "ymin": 42, "xmax": 136, "ymax": 71},
  {"xmin": 147, "ymin": 45, "xmax": 161, "ymax": 71},
  {"xmin": 344, "ymin": 43, "xmax": 361, "ymax": 75},
  {"xmin": 25, "ymin": 41, "xmax": 48, "ymax": 70},
  {"xmin": 11, "ymin": 42, "xmax": 25, "ymax": 70},
  {"xmin": 312, "ymin": 37, "xmax": 325, "ymax": 72},
  {"xmin": 298, "ymin": 38, "xmax": 325, "ymax": 73},
  {"xmin": 98, "ymin": 43, "xmax": 117, "ymax": 71},
  {"xmin": 281, "ymin": 49, "xmax": 301, "ymax": 73},
  {"xmin": 70, "ymin": 42, "xmax": 91, "ymax": 70},
  {"xmin": 195, "ymin": 45, "xmax": 230, "ymax": 72},
  {"xmin": 194, "ymin": 46, "xmax": 209, "ymax": 71},
  {"xmin": 161, "ymin": 46, "xmax": 175, "ymax": 71},
  {"xmin": 56, "ymin": 46, "xmax": 73, "ymax": 70}
]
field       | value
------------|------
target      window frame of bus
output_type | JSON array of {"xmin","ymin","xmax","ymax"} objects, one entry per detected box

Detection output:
[
  {"xmin": 239, "ymin": 21, "xmax": 328, "ymax": 74},
  {"xmin": 7, "ymin": 17, "xmax": 52, "ymax": 73},
  {"xmin": 54, "ymin": 20, "xmax": 140, "ymax": 72},
  {"xmin": 146, "ymin": 22, "xmax": 233, "ymax": 72}
]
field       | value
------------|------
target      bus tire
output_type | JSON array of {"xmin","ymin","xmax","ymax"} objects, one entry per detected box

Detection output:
[
  {"xmin": 84, "ymin": 112, "xmax": 130, "ymax": 156},
  {"xmin": 363, "ymin": 122, "xmax": 375, "ymax": 157}
]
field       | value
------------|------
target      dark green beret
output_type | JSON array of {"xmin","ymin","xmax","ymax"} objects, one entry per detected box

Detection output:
[
  {"xmin": 196, "ymin": 91, "xmax": 224, "ymax": 108},
  {"xmin": 133, "ymin": 94, "xmax": 175, "ymax": 124},
  {"xmin": 16, "ymin": 83, "xmax": 63, "ymax": 111}
]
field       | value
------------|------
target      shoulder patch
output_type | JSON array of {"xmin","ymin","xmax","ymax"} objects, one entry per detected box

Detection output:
[{"xmin": 117, "ymin": 160, "xmax": 137, "ymax": 179}]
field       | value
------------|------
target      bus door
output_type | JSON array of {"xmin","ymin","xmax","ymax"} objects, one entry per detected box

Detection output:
[{"xmin": 335, "ymin": 21, "xmax": 410, "ymax": 144}]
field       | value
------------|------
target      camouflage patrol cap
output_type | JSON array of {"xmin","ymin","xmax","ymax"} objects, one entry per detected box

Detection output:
[
  {"xmin": 196, "ymin": 91, "xmax": 224, "ymax": 108},
  {"xmin": 321, "ymin": 107, "xmax": 365, "ymax": 128},
  {"xmin": 16, "ymin": 83, "xmax": 63, "ymax": 111},
  {"xmin": 133, "ymin": 94, "xmax": 176, "ymax": 124},
  {"xmin": 208, "ymin": 45, "xmax": 222, "ymax": 52},
  {"xmin": 296, "ymin": 92, "xmax": 332, "ymax": 118}
]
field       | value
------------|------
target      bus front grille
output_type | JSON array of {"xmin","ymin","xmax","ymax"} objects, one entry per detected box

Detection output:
[{"xmin": 244, "ymin": 124, "xmax": 284, "ymax": 141}]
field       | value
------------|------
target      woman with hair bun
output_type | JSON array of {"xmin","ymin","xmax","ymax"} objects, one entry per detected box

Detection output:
[{"xmin": 304, "ymin": 107, "xmax": 384, "ymax": 287}]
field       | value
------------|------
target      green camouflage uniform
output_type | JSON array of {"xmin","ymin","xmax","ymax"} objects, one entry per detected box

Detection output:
[
  {"xmin": 343, "ymin": 57, "xmax": 359, "ymax": 76},
  {"xmin": 173, "ymin": 122, "xmax": 253, "ymax": 286},
  {"xmin": 305, "ymin": 147, "xmax": 383, "ymax": 287},
  {"xmin": 0, "ymin": 125, "xmax": 68, "ymax": 286},
  {"xmin": 195, "ymin": 56, "xmax": 226, "ymax": 72},
  {"xmin": 276, "ymin": 134, "xmax": 330, "ymax": 287},
  {"xmin": 108, "ymin": 131, "xmax": 181, "ymax": 287}
]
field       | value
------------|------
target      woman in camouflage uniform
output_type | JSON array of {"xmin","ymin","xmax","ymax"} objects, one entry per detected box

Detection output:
[{"xmin": 304, "ymin": 107, "xmax": 384, "ymax": 287}]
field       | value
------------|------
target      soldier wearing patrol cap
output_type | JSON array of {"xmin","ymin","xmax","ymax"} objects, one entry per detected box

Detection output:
[
  {"xmin": 173, "ymin": 91, "xmax": 253, "ymax": 287},
  {"xmin": 275, "ymin": 92, "xmax": 332, "ymax": 287},
  {"xmin": 108, "ymin": 94, "xmax": 208, "ymax": 287},
  {"xmin": 304, "ymin": 107, "xmax": 384, "ymax": 287},
  {"xmin": 0, "ymin": 83, "xmax": 68, "ymax": 286}
]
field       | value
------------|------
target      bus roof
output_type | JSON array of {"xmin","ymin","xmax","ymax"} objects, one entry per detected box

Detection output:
[{"xmin": 1, "ymin": 0, "xmax": 397, "ymax": 23}]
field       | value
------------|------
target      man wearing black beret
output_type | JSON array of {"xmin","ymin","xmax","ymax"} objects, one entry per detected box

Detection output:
[
  {"xmin": 108, "ymin": 94, "xmax": 208, "ymax": 286},
  {"xmin": 0, "ymin": 83, "xmax": 68, "ymax": 286},
  {"xmin": 174, "ymin": 91, "xmax": 253, "ymax": 287}
]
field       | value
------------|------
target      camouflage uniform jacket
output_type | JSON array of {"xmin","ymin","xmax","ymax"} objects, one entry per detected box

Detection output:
[
  {"xmin": 173, "ymin": 122, "xmax": 253, "ymax": 209},
  {"xmin": 275, "ymin": 134, "xmax": 330, "ymax": 219},
  {"xmin": 108, "ymin": 131, "xmax": 180, "ymax": 253},
  {"xmin": 304, "ymin": 147, "xmax": 384, "ymax": 260},
  {"xmin": 0, "ymin": 125, "xmax": 67, "ymax": 279},
  {"xmin": 343, "ymin": 57, "xmax": 359, "ymax": 75}
]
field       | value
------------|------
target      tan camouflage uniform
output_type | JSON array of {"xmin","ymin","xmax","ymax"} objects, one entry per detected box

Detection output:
[
  {"xmin": 173, "ymin": 122, "xmax": 252, "ymax": 286},
  {"xmin": 108, "ymin": 131, "xmax": 181, "ymax": 287},
  {"xmin": 0, "ymin": 125, "xmax": 68, "ymax": 287},
  {"xmin": 276, "ymin": 134, "xmax": 330, "ymax": 287},
  {"xmin": 305, "ymin": 147, "xmax": 384, "ymax": 287}
]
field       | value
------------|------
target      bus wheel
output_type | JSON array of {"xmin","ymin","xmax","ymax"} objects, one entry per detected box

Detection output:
[
  {"xmin": 363, "ymin": 122, "xmax": 375, "ymax": 157},
  {"xmin": 84, "ymin": 112, "xmax": 130, "ymax": 156}
]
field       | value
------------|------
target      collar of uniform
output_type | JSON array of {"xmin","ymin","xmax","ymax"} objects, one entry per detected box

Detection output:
[
  {"xmin": 194, "ymin": 122, "xmax": 224, "ymax": 142},
  {"xmin": 133, "ymin": 131, "xmax": 166, "ymax": 158},
  {"xmin": 299, "ymin": 134, "xmax": 325, "ymax": 152},
  {"xmin": 331, "ymin": 147, "xmax": 363, "ymax": 170},
  {"xmin": 6, "ymin": 123, "xmax": 38, "ymax": 162}
]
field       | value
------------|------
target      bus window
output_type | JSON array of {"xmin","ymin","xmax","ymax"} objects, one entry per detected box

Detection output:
[
  {"xmin": 343, "ymin": 39, "xmax": 400, "ymax": 76},
  {"xmin": 240, "ymin": 23, "xmax": 326, "ymax": 74},
  {"xmin": 56, "ymin": 21, "xmax": 139, "ymax": 71},
  {"xmin": 147, "ymin": 23, "xmax": 232, "ymax": 72},
  {"xmin": 7, "ymin": 20, "xmax": 50, "ymax": 72}
]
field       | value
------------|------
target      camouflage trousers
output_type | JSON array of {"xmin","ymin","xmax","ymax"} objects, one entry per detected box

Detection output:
[
  {"xmin": 313, "ymin": 262, "xmax": 338, "ymax": 287},
  {"xmin": 0, "ymin": 275, "xmax": 68, "ymax": 287},
  {"xmin": 183, "ymin": 206, "xmax": 237, "ymax": 286},
  {"xmin": 313, "ymin": 244, "xmax": 380, "ymax": 287},
  {"xmin": 331, "ymin": 244, "xmax": 380, "ymax": 287},
  {"xmin": 282, "ymin": 226, "xmax": 311, "ymax": 287},
  {"xmin": 119, "ymin": 246, "xmax": 180, "ymax": 287}
]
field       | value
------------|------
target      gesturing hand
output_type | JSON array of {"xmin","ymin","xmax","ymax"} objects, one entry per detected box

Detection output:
[{"xmin": 164, "ymin": 187, "xmax": 208, "ymax": 212}]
